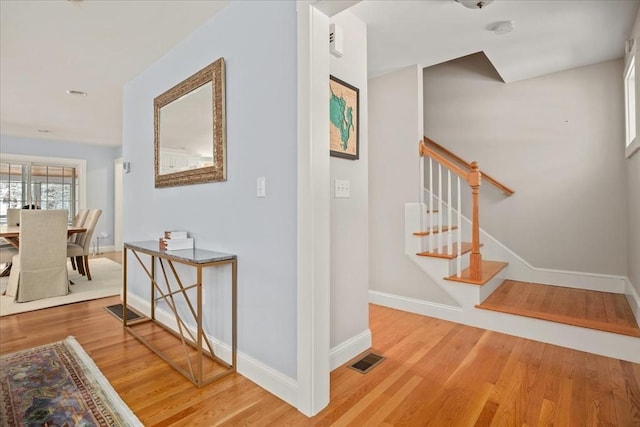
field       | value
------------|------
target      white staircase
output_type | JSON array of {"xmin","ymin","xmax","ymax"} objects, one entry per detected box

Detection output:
[
  {"xmin": 404, "ymin": 202, "xmax": 640, "ymax": 363},
  {"xmin": 394, "ymin": 139, "xmax": 640, "ymax": 363}
]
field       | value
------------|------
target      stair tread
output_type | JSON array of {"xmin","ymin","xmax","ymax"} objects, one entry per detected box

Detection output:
[
  {"xmin": 417, "ymin": 242, "xmax": 474, "ymax": 259},
  {"xmin": 444, "ymin": 260, "xmax": 508, "ymax": 286},
  {"xmin": 476, "ymin": 280, "xmax": 640, "ymax": 338},
  {"xmin": 413, "ymin": 225, "xmax": 458, "ymax": 236}
]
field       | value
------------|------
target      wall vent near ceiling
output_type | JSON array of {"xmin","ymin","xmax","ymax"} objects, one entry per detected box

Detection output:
[{"xmin": 330, "ymin": 23, "xmax": 343, "ymax": 58}]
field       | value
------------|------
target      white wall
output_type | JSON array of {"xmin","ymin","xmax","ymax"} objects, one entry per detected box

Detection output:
[
  {"xmin": 423, "ymin": 54, "xmax": 628, "ymax": 277},
  {"xmin": 0, "ymin": 134, "xmax": 119, "ymax": 248},
  {"xmin": 122, "ymin": 1, "xmax": 298, "ymax": 379},
  {"xmin": 329, "ymin": 11, "xmax": 370, "ymax": 354},
  {"xmin": 628, "ymin": 9, "xmax": 640, "ymax": 297},
  {"xmin": 296, "ymin": 2, "xmax": 332, "ymax": 414},
  {"xmin": 369, "ymin": 66, "xmax": 459, "ymax": 305}
]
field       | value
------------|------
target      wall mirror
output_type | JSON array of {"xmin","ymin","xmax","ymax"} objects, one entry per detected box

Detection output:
[{"xmin": 154, "ymin": 57, "xmax": 226, "ymax": 187}]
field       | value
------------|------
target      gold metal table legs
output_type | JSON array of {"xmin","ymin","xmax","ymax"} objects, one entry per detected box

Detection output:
[{"xmin": 122, "ymin": 242, "xmax": 237, "ymax": 387}]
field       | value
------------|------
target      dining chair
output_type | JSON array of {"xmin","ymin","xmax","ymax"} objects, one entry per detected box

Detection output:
[
  {"xmin": 67, "ymin": 208, "xmax": 102, "ymax": 280},
  {"xmin": 5, "ymin": 209, "xmax": 69, "ymax": 302},
  {"xmin": 6, "ymin": 209, "xmax": 20, "ymax": 226},
  {"xmin": 0, "ymin": 209, "xmax": 20, "ymax": 268},
  {"xmin": 0, "ymin": 243, "xmax": 17, "ymax": 270},
  {"xmin": 69, "ymin": 209, "xmax": 89, "ymax": 271}
]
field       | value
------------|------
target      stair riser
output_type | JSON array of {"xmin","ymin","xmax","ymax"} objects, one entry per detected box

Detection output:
[
  {"xmin": 478, "ymin": 270, "xmax": 507, "ymax": 303},
  {"xmin": 421, "ymin": 213, "xmax": 451, "ymax": 229},
  {"xmin": 467, "ymin": 308, "xmax": 640, "ymax": 363},
  {"xmin": 442, "ymin": 269, "xmax": 506, "ymax": 307},
  {"xmin": 446, "ymin": 254, "xmax": 470, "ymax": 275},
  {"xmin": 418, "ymin": 231, "xmax": 459, "ymax": 253}
]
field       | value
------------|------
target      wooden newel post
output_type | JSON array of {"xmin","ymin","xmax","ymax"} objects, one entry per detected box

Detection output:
[
  {"xmin": 468, "ymin": 161, "xmax": 482, "ymax": 281},
  {"xmin": 418, "ymin": 140, "xmax": 427, "ymax": 157}
]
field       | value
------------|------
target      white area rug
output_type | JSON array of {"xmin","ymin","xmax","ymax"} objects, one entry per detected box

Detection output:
[{"xmin": 0, "ymin": 258, "xmax": 122, "ymax": 317}]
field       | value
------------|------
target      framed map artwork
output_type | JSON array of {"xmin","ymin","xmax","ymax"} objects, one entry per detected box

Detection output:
[{"xmin": 329, "ymin": 75, "xmax": 359, "ymax": 160}]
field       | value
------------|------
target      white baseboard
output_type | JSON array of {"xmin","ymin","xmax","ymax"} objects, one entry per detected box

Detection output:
[
  {"xmin": 368, "ymin": 289, "xmax": 638, "ymax": 363},
  {"xmin": 95, "ymin": 245, "xmax": 116, "ymax": 254},
  {"xmin": 236, "ymin": 351, "xmax": 298, "ymax": 408},
  {"xmin": 476, "ymin": 222, "xmax": 627, "ymax": 293},
  {"xmin": 125, "ymin": 292, "xmax": 298, "ymax": 408},
  {"xmin": 369, "ymin": 290, "xmax": 463, "ymax": 323},
  {"xmin": 626, "ymin": 278, "xmax": 640, "ymax": 325},
  {"xmin": 330, "ymin": 329, "xmax": 372, "ymax": 371},
  {"xmin": 528, "ymin": 268, "xmax": 627, "ymax": 293}
]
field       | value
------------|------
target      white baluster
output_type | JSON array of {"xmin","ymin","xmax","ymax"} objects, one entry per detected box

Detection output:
[
  {"xmin": 419, "ymin": 157, "xmax": 425, "ymax": 231},
  {"xmin": 429, "ymin": 158, "xmax": 433, "ymax": 252},
  {"xmin": 419, "ymin": 153, "xmax": 424, "ymax": 205},
  {"xmin": 438, "ymin": 163, "xmax": 443, "ymax": 253},
  {"xmin": 447, "ymin": 170, "xmax": 452, "ymax": 256},
  {"xmin": 457, "ymin": 176, "xmax": 462, "ymax": 277}
]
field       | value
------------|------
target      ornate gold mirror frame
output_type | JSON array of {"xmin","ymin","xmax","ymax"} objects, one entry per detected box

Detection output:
[{"xmin": 154, "ymin": 57, "xmax": 226, "ymax": 188}]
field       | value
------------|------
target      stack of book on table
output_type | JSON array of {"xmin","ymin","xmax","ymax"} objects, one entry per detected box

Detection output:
[{"xmin": 159, "ymin": 230, "xmax": 194, "ymax": 251}]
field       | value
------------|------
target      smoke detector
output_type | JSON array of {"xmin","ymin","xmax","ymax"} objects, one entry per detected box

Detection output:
[{"xmin": 456, "ymin": 0, "xmax": 494, "ymax": 9}]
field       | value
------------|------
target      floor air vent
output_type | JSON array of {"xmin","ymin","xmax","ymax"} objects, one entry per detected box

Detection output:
[
  {"xmin": 105, "ymin": 303, "xmax": 143, "ymax": 323},
  {"xmin": 349, "ymin": 352, "xmax": 385, "ymax": 374}
]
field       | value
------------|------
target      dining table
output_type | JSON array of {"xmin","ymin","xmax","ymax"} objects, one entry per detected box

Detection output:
[
  {"xmin": 0, "ymin": 224, "xmax": 87, "ymax": 249},
  {"xmin": 0, "ymin": 224, "xmax": 87, "ymax": 276}
]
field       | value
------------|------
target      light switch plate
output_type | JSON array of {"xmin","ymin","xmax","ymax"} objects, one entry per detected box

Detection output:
[{"xmin": 335, "ymin": 179, "xmax": 350, "ymax": 198}]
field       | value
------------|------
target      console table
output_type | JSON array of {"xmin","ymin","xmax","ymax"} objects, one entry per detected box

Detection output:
[{"xmin": 122, "ymin": 240, "xmax": 237, "ymax": 387}]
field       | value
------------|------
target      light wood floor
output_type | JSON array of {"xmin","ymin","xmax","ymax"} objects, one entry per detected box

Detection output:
[
  {"xmin": 1, "ymin": 254, "xmax": 639, "ymax": 426},
  {"xmin": 478, "ymin": 280, "xmax": 640, "ymax": 337}
]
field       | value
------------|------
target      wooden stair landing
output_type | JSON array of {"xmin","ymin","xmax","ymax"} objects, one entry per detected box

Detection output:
[{"xmin": 476, "ymin": 280, "xmax": 640, "ymax": 338}]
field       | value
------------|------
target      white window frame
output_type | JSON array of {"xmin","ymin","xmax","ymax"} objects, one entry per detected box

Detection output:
[
  {"xmin": 624, "ymin": 54, "xmax": 639, "ymax": 158},
  {"xmin": 0, "ymin": 153, "xmax": 87, "ymax": 211}
]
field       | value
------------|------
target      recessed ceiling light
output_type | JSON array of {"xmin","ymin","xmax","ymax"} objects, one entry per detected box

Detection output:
[
  {"xmin": 66, "ymin": 90, "xmax": 87, "ymax": 96},
  {"xmin": 456, "ymin": 0, "xmax": 494, "ymax": 9}
]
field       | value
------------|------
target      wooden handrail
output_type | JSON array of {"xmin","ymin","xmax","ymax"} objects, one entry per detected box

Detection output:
[
  {"xmin": 419, "ymin": 141, "xmax": 469, "ymax": 181},
  {"xmin": 423, "ymin": 137, "xmax": 514, "ymax": 196}
]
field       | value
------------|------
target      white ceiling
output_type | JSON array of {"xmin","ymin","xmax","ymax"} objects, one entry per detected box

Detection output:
[
  {"xmin": 350, "ymin": 0, "xmax": 639, "ymax": 81},
  {"xmin": 0, "ymin": 0, "xmax": 228, "ymax": 147},
  {"xmin": 1, "ymin": 0, "xmax": 638, "ymax": 148}
]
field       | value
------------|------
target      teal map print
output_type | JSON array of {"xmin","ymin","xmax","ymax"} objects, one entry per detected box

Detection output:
[
  {"xmin": 329, "ymin": 77, "xmax": 358, "ymax": 158},
  {"xmin": 330, "ymin": 90, "xmax": 354, "ymax": 150}
]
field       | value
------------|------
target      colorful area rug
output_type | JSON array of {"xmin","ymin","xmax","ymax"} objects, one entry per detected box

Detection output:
[{"xmin": 0, "ymin": 336, "xmax": 142, "ymax": 426}]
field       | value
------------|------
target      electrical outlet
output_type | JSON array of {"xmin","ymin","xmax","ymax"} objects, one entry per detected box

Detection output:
[{"xmin": 335, "ymin": 179, "xmax": 350, "ymax": 198}]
